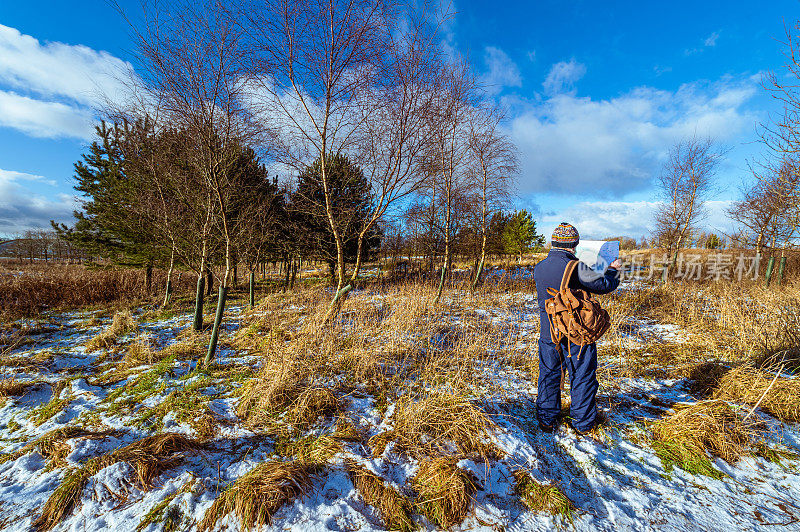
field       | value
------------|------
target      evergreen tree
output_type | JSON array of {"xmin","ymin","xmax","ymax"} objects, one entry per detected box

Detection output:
[
  {"xmin": 52, "ymin": 122, "xmax": 165, "ymax": 286},
  {"xmin": 291, "ymin": 154, "xmax": 381, "ymax": 281},
  {"xmin": 705, "ymin": 233, "xmax": 723, "ymax": 249},
  {"xmin": 501, "ymin": 210, "xmax": 544, "ymax": 261}
]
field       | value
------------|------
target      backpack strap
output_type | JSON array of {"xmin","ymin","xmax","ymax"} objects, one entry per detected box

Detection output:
[{"xmin": 559, "ymin": 260, "xmax": 579, "ymax": 292}]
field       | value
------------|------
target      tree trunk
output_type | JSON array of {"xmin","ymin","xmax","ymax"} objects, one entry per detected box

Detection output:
[
  {"xmin": 206, "ymin": 268, "xmax": 214, "ymax": 296},
  {"xmin": 193, "ymin": 273, "xmax": 205, "ymax": 331},
  {"xmin": 162, "ymin": 248, "xmax": 175, "ymax": 308},
  {"xmin": 204, "ymin": 285, "xmax": 227, "ymax": 366},
  {"xmin": 289, "ymin": 258, "xmax": 298, "ymax": 289},
  {"xmin": 249, "ymin": 271, "xmax": 255, "ymax": 307},
  {"xmin": 284, "ymin": 256, "xmax": 292, "ymax": 292},
  {"xmin": 204, "ymin": 235, "xmax": 232, "ymax": 366},
  {"xmin": 145, "ymin": 263, "xmax": 153, "ymax": 293}
]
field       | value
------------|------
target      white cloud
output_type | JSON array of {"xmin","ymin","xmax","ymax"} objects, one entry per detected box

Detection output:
[
  {"xmin": 0, "ymin": 168, "xmax": 76, "ymax": 235},
  {"xmin": 0, "ymin": 24, "xmax": 134, "ymax": 139},
  {"xmin": 542, "ymin": 59, "xmax": 586, "ymax": 95},
  {"xmin": 0, "ymin": 24, "xmax": 132, "ymax": 106},
  {"xmin": 509, "ymin": 76, "xmax": 759, "ymax": 195},
  {"xmin": 704, "ymin": 31, "xmax": 720, "ymax": 47},
  {"xmin": 480, "ymin": 46, "xmax": 522, "ymax": 95},
  {"xmin": 686, "ymin": 30, "xmax": 721, "ymax": 55},
  {"xmin": 539, "ymin": 199, "xmax": 735, "ymax": 240},
  {"xmin": 0, "ymin": 91, "xmax": 95, "ymax": 139}
]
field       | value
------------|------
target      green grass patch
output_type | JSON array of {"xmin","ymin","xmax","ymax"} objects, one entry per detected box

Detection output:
[
  {"xmin": 512, "ymin": 469, "xmax": 575, "ymax": 520},
  {"xmin": 651, "ymin": 440, "xmax": 725, "ymax": 480}
]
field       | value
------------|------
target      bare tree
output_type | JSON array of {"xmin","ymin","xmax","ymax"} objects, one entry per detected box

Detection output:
[
  {"xmin": 239, "ymin": 0, "xmax": 393, "ymax": 302},
  {"xmin": 124, "ymin": 0, "xmax": 263, "ymax": 364},
  {"xmin": 239, "ymin": 0, "xmax": 447, "ymax": 318},
  {"xmin": 653, "ymin": 136, "xmax": 724, "ymax": 278},
  {"xmin": 427, "ymin": 59, "xmax": 478, "ymax": 303},
  {"xmin": 466, "ymin": 103, "xmax": 517, "ymax": 289}
]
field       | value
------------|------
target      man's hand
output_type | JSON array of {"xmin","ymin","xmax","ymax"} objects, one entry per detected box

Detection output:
[{"xmin": 609, "ymin": 258, "xmax": 622, "ymax": 270}]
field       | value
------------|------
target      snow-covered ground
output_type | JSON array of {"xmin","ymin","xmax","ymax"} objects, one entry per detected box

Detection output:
[{"xmin": 0, "ymin": 287, "xmax": 798, "ymax": 531}]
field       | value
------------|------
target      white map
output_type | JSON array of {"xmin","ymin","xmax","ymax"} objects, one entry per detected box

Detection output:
[{"xmin": 575, "ymin": 240, "xmax": 619, "ymax": 273}]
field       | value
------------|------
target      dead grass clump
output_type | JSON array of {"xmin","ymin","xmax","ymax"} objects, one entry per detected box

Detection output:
[
  {"xmin": 274, "ymin": 434, "xmax": 342, "ymax": 463},
  {"xmin": 198, "ymin": 460, "xmax": 320, "ymax": 532},
  {"xmin": 161, "ymin": 338, "xmax": 202, "ymax": 360},
  {"xmin": 120, "ymin": 336, "xmax": 156, "ymax": 367},
  {"xmin": 650, "ymin": 399, "xmax": 755, "ymax": 478},
  {"xmin": 512, "ymin": 469, "xmax": 574, "ymax": 519},
  {"xmin": 284, "ymin": 387, "xmax": 341, "ymax": 429},
  {"xmin": 109, "ymin": 433, "xmax": 204, "ymax": 488},
  {"xmin": 236, "ymin": 357, "xmax": 306, "ymax": 424},
  {"xmin": 412, "ymin": 456, "xmax": 478, "ymax": 529},
  {"xmin": 36, "ymin": 427, "xmax": 117, "ymax": 469},
  {"xmin": 85, "ymin": 310, "xmax": 137, "ymax": 352},
  {"xmin": 0, "ymin": 426, "xmax": 117, "ymax": 468},
  {"xmin": 33, "ymin": 433, "xmax": 203, "ymax": 531},
  {"xmin": 121, "ymin": 337, "xmax": 200, "ymax": 368},
  {"xmin": 391, "ymin": 392, "xmax": 495, "ymax": 459},
  {"xmin": 0, "ymin": 378, "xmax": 37, "ymax": 398},
  {"xmin": 346, "ymin": 460, "xmax": 414, "ymax": 532},
  {"xmin": 683, "ymin": 361, "xmax": 730, "ymax": 398},
  {"xmin": 237, "ymin": 357, "xmax": 340, "ymax": 432},
  {"xmin": 714, "ymin": 365, "xmax": 800, "ymax": 423}
]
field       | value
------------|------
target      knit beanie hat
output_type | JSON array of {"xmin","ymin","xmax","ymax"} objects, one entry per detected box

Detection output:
[{"xmin": 551, "ymin": 222, "xmax": 579, "ymax": 248}]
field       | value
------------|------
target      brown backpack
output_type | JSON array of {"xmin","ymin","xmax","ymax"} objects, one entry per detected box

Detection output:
[{"xmin": 544, "ymin": 260, "xmax": 611, "ymax": 357}]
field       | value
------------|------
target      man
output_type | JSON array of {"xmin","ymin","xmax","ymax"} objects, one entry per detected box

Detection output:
[{"xmin": 533, "ymin": 222, "xmax": 621, "ymax": 434}]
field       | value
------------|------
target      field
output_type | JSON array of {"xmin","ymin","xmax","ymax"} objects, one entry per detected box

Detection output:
[{"xmin": 1, "ymin": 262, "xmax": 799, "ymax": 531}]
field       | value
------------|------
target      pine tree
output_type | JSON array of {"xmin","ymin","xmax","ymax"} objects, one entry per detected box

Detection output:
[
  {"xmin": 52, "ymin": 122, "xmax": 165, "ymax": 288},
  {"xmin": 501, "ymin": 210, "xmax": 544, "ymax": 261},
  {"xmin": 291, "ymin": 154, "xmax": 381, "ymax": 282}
]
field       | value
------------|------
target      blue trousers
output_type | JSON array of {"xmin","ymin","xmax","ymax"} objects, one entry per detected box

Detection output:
[{"xmin": 535, "ymin": 336, "xmax": 598, "ymax": 432}]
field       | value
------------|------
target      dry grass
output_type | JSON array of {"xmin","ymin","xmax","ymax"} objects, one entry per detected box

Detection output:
[
  {"xmin": 198, "ymin": 460, "xmax": 321, "ymax": 532},
  {"xmin": 512, "ymin": 469, "xmax": 573, "ymax": 519},
  {"xmin": 650, "ymin": 400, "xmax": 758, "ymax": 478},
  {"xmin": 85, "ymin": 310, "xmax": 137, "ymax": 352},
  {"xmin": 714, "ymin": 365, "xmax": 800, "ymax": 423},
  {"xmin": 346, "ymin": 460, "xmax": 414, "ymax": 532},
  {"xmin": 237, "ymin": 360, "xmax": 330, "ymax": 430},
  {"xmin": 390, "ymin": 391, "xmax": 496, "ymax": 459},
  {"xmin": 0, "ymin": 263, "xmax": 194, "ymax": 319},
  {"xmin": 33, "ymin": 433, "xmax": 203, "ymax": 531},
  {"xmin": 120, "ymin": 336, "xmax": 202, "ymax": 368},
  {"xmin": 411, "ymin": 456, "xmax": 478, "ymax": 529},
  {"xmin": 0, "ymin": 378, "xmax": 37, "ymax": 398},
  {"xmin": 0, "ymin": 426, "xmax": 117, "ymax": 468}
]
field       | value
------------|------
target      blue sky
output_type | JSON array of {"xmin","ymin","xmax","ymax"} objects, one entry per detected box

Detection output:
[{"xmin": 0, "ymin": 0, "xmax": 797, "ymax": 238}]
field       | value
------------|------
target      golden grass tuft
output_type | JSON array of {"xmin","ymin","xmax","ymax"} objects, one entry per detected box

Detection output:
[
  {"xmin": 0, "ymin": 377, "xmax": 37, "ymax": 397},
  {"xmin": 274, "ymin": 434, "xmax": 342, "ymax": 463},
  {"xmin": 512, "ymin": 469, "xmax": 573, "ymax": 519},
  {"xmin": 714, "ymin": 365, "xmax": 800, "ymax": 423},
  {"xmin": 391, "ymin": 391, "xmax": 495, "ymax": 459},
  {"xmin": 236, "ymin": 355, "xmax": 340, "ymax": 432},
  {"xmin": 285, "ymin": 387, "xmax": 341, "ymax": 428},
  {"xmin": 0, "ymin": 426, "xmax": 117, "ymax": 468},
  {"xmin": 85, "ymin": 310, "xmax": 137, "ymax": 352},
  {"xmin": 650, "ymin": 399, "xmax": 755, "ymax": 478},
  {"xmin": 197, "ymin": 460, "xmax": 320, "ymax": 532},
  {"xmin": 346, "ymin": 460, "xmax": 414, "ymax": 532},
  {"xmin": 33, "ymin": 433, "xmax": 203, "ymax": 532},
  {"xmin": 411, "ymin": 456, "xmax": 478, "ymax": 529},
  {"xmin": 121, "ymin": 336, "xmax": 201, "ymax": 368},
  {"xmin": 683, "ymin": 361, "xmax": 730, "ymax": 398}
]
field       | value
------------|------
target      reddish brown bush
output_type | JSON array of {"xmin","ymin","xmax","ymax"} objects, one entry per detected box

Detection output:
[{"xmin": 0, "ymin": 263, "xmax": 193, "ymax": 319}]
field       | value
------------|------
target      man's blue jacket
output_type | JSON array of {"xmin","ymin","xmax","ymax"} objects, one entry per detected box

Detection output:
[
  {"xmin": 534, "ymin": 248, "xmax": 620, "ymax": 342},
  {"xmin": 532, "ymin": 247, "xmax": 620, "ymax": 431}
]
